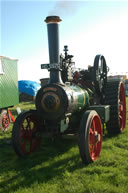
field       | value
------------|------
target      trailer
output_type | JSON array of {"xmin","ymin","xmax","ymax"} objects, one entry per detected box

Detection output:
[{"xmin": 0, "ymin": 56, "xmax": 19, "ymax": 131}]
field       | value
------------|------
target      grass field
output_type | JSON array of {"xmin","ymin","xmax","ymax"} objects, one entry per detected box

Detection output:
[{"xmin": 0, "ymin": 98, "xmax": 128, "ymax": 193}]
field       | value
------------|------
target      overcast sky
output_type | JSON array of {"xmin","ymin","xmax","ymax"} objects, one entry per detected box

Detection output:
[{"xmin": 1, "ymin": 0, "xmax": 128, "ymax": 82}]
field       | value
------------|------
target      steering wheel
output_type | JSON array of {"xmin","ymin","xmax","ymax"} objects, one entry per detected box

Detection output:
[{"xmin": 93, "ymin": 55, "xmax": 107, "ymax": 94}]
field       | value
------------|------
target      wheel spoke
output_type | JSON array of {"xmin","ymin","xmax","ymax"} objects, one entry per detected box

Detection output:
[
  {"xmin": 119, "ymin": 115, "xmax": 123, "ymax": 119},
  {"xmin": 26, "ymin": 117, "xmax": 31, "ymax": 129},
  {"xmin": 120, "ymin": 104, "xmax": 123, "ymax": 112},
  {"xmin": 101, "ymin": 59, "xmax": 104, "ymax": 73},
  {"xmin": 89, "ymin": 144, "xmax": 94, "ymax": 157},
  {"xmin": 92, "ymin": 119, "xmax": 96, "ymax": 132},
  {"xmin": 89, "ymin": 134, "xmax": 95, "ymax": 145},
  {"xmin": 89, "ymin": 127, "xmax": 94, "ymax": 134}
]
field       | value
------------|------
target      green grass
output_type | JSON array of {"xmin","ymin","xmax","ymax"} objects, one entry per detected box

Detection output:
[{"xmin": 0, "ymin": 99, "xmax": 128, "ymax": 193}]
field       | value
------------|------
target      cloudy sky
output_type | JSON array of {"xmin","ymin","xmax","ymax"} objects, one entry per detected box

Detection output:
[{"xmin": 1, "ymin": 0, "xmax": 128, "ymax": 81}]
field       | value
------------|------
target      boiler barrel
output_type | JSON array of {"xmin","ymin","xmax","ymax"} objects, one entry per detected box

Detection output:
[
  {"xmin": 66, "ymin": 85, "xmax": 89, "ymax": 113},
  {"xmin": 35, "ymin": 84, "xmax": 90, "ymax": 120}
]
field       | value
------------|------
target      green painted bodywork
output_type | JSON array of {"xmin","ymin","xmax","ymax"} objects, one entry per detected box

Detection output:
[
  {"xmin": 60, "ymin": 119, "xmax": 69, "ymax": 133},
  {"xmin": 70, "ymin": 85, "xmax": 90, "ymax": 111},
  {"xmin": 88, "ymin": 105, "xmax": 110, "ymax": 123},
  {"xmin": 126, "ymin": 90, "xmax": 128, "ymax": 96},
  {"xmin": 0, "ymin": 56, "xmax": 19, "ymax": 109}
]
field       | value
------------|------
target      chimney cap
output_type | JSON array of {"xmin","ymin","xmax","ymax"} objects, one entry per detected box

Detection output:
[{"xmin": 45, "ymin": 16, "xmax": 62, "ymax": 23}]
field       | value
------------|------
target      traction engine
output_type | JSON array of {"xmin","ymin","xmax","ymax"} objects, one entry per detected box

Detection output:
[{"xmin": 12, "ymin": 16, "xmax": 126, "ymax": 164}]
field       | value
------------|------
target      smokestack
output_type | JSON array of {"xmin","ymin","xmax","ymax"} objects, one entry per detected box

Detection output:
[{"xmin": 45, "ymin": 16, "xmax": 63, "ymax": 84}]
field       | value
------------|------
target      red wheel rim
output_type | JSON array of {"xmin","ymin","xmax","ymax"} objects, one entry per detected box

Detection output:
[
  {"xmin": 19, "ymin": 114, "xmax": 41, "ymax": 154},
  {"xmin": 119, "ymin": 83, "xmax": 126, "ymax": 131},
  {"xmin": 2, "ymin": 114, "xmax": 10, "ymax": 130},
  {"xmin": 88, "ymin": 115, "xmax": 102, "ymax": 161}
]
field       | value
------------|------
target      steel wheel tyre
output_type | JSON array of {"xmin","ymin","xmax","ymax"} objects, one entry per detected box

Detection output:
[
  {"xmin": 104, "ymin": 81, "xmax": 126, "ymax": 133},
  {"xmin": 0, "ymin": 109, "xmax": 10, "ymax": 131},
  {"xmin": 12, "ymin": 110, "xmax": 42, "ymax": 157},
  {"xmin": 79, "ymin": 110, "xmax": 102, "ymax": 164}
]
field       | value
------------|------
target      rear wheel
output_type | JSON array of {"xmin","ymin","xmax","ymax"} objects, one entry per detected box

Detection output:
[
  {"xmin": 79, "ymin": 110, "xmax": 102, "ymax": 164},
  {"xmin": 12, "ymin": 110, "xmax": 42, "ymax": 157},
  {"xmin": 104, "ymin": 81, "xmax": 126, "ymax": 133}
]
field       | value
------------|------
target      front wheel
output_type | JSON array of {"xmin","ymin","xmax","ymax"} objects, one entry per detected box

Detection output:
[
  {"xmin": 12, "ymin": 110, "xmax": 42, "ymax": 157},
  {"xmin": 79, "ymin": 110, "xmax": 103, "ymax": 164}
]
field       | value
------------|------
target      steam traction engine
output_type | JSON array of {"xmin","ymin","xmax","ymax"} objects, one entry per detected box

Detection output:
[{"xmin": 12, "ymin": 16, "xmax": 126, "ymax": 164}]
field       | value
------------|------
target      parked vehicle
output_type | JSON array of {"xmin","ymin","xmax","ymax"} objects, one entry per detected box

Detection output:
[{"xmin": 0, "ymin": 56, "xmax": 19, "ymax": 131}]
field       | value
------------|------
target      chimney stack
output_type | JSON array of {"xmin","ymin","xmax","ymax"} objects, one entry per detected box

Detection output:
[{"xmin": 45, "ymin": 16, "xmax": 63, "ymax": 84}]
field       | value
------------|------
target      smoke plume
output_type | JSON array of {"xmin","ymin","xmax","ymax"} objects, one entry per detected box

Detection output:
[{"xmin": 49, "ymin": 1, "xmax": 80, "ymax": 17}]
